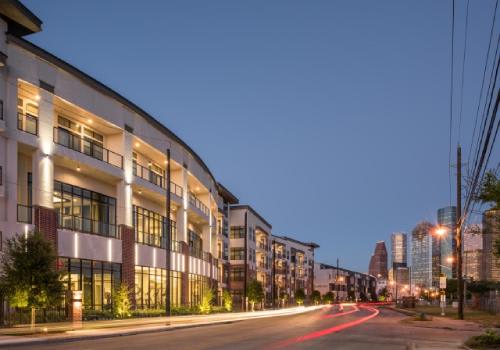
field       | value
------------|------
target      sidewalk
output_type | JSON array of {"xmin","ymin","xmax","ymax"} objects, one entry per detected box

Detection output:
[{"xmin": 0, "ymin": 306, "xmax": 323, "ymax": 348}]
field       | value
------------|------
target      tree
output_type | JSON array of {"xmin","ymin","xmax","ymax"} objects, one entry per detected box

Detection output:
[
  {"xmin": 311, "ymin": 290, "xmax": 321, "ymax": 305},
  {"xmin": 322, "ymin": 291, "xmax": 334, "ymax": 304},
  {"xmin": 295, "ymin": 288, "xmax": 305, "ymax": 306},
  {"xmin": 112, "ymin": 283, "xmax": 131, "ymax": 318},
  {"xmin": 246, "ymin": 280, "xmax": 264, "ymax": 311},
  {"xmin": 0, "ymin": 231, "xmax": 63, "ymax": 328},
  {"xmin": 199, "ymin": 288, "xmax": 215, "ymax": 314},
  {"xmin": 477, "ymin": 170, "xmax": 500, "ymax": 209},
  {"xmin": 279, "ymin": 291, "xmax": 289, "ymax": 307},
  {"xmin": 222, "ymin": 290, "xmax": 232, "ymax": 312},
  {"xmin": 378, "ymin": 287, "xmax": 388, "ymax": 301}
]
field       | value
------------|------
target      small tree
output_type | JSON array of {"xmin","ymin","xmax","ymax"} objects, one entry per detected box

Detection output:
[
  {"xmin": 322, "ymin": 291, "xmax": 334, "ymax": 304},
  {"xmin": 295, "ymin": 288, "xmax": 305, "ymax": 306},
  {"xmin": 477, "ymin": 170, "xmax": 500, "ymax": 259},
  {"xmin": 112, "ymin": 283, "xmax": 131, "ymax": 318},
  {"xmin": 378, "ymin": 287, "xmax": 388, "ymax": 301},
  {"xmin": 279, "ymin": 291, "xmax": 289, "ymax": 307},
  {"xmin": 0, "ymin": 231, "xmax": 64, "ymax": 328},
  {"xmin": 199, "ymin": 289, "xmax": 215, "ymax": 314},
  {"xmin": 247, "ymin": 280, "xmax": 264, "ymax": 311},
  {"xmin": 311, "ymin": 290, "xmax": 321, "ymax": 305},
  {"xmin": 222, "ymin": 290, "xmax": 232, "ymax": 312}
]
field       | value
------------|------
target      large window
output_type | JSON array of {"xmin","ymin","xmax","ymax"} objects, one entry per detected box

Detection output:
[
  {"xmin": 54, "ymin": 181, "xmax": 117, "ymax": 238},
  {"xmin": 134, "ymin": 267, "xmax": 182, "ymax": 309},
  {"xmin": 59, "ymin": 257, "xmax": 121, "ymax": 311},
  {"xmin": 188, "ymin": 274, "xmax": 209, "ymax": 307},
  {"xmin": 188, "ymin": 230, "xmax": 203, "ymax": 258},
  {"xmin": 230, "ymin": 268, "xmax": 245, "ymax": 281},
  {"xmin": 230, "ymin": 226, "xmax": 245, "ymax": 239},
  {"xmin": 133, "ymin": 206, "xmax": 176, "ymax": 248},
  {"xmin": 230, "ymin": 248, "xmax": 245, "ymax": 261}
]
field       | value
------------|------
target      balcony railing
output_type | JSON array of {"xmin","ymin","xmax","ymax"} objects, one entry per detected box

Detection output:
[
  {"xmin": 170, "ymin": 240, "xmax": 182, "ymax": 253},
  {"xmin": 189, "ymin": 246, "xmax": 203, "ymax": 259},
  {"xmin": 57, "ymin": 214, "xmax": 119, "ymax": 239},
  {"xmin": 17, "ymin": 112, "xmax": 38, "ymax": 136},
  {"xmin": 133, "ymin": 163, "xmax": 183, "ymax": 198},
  {"xmin": 189, "ymin": 192, "xmax": 209, "ymax": 217},
  {"xmin": 17, "ymin": 204, "xmax": 32, "ymax": 224},
  {"xmin": 53, "ymin": 127, "xmax": 123, "ymax": 169}
]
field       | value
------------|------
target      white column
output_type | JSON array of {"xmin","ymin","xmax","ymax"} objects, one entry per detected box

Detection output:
[
  {"xmin": 32, "ymin": 89, "xmax": 54, "ymax": 208},
  {"xmin": 176, "ymin": 166, "xmax": 188, "ymax": 244},
  {"xmin": 116, "ymin": 131, "xmax": 133, "ymax": 227}
]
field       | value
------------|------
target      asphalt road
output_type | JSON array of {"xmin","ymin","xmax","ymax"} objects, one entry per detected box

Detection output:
[{"xmin": 10, "ymin": 305, "xmax": 478, "ymax": 350}]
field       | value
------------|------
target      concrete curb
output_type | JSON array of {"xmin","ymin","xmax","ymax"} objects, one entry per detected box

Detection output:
[{"xmin": 0, "ymin": 306, "xmax": 322, "ymax": 348}]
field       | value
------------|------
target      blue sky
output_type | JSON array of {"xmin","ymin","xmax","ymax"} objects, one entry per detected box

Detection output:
[{"xmin": 23, "ymin": 0, "xmax": 499, "ymax": 272}]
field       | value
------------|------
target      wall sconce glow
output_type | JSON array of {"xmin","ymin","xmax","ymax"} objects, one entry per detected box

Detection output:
[
  {"xmin": 87, "ymin": 119, "xmax": 93, "ymax": 124},
  {"xmin": 35, "ymin": 94, "xmax": 40, "ymax": 101},
  {"xmin": 135, "ymin": 142, "xmax": 140, "ymax": 148},
  {"xmin": 76, "ymin": 166, "xmax": 81, "ymax": 172},
  {"xmin": 24, "ymin": 225, "xmax": 28, "ymax": 240},
  {"xmin": 107, "ymin": 239, "xmax": 112, "ymax": 262},
  {"xmin": 74, "ymin": 232, "xmax": 79, "ymax": 258}
]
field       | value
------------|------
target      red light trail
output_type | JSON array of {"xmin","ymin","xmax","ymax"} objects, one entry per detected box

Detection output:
[{"xmin": 268, "ymin": 305, "xmax": 380, "ymax": 349}]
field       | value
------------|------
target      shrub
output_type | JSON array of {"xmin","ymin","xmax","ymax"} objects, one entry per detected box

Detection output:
[
  {"xmin": 295, "ymin": 288, "xmax": 305, "ymax": 306},
  {"xmin": 199, "ymin": 289, "xmax": 215, "ymax": 314},
  {"xmin": 112, "ymin": 283, "xmax": 131, "ymax": 318},
  {"xmin": 322, "ymin": 291, "xmax": 334, "ymax": 304},
  {"xmin": 311, "ymin": 290, "xmax": 321, "ymax": 305},
  {"xmin": 223, "ymin": 290, "xmax": 233, "ymax": 312},
  {"xmin": 465, "ymin": 329, "xmax": 500, "ymax": 349}
]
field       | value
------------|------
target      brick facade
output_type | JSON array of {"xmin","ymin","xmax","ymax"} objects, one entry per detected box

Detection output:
[
  {"xmin": 33, "ymin": 206, "xmax": 57, "ymax": 249},
  {"xmin": 120, "ymin": 225, "xmax": 136, "ymax": 307}
]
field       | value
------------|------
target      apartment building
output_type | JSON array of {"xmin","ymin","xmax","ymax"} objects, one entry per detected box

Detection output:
[
  {"xmin": 314, "ymin": 263, "xmax": 377, "ymax": 301},
  {"xmin": 0, "ymin": 1, "xmax": 236, "ymax": 311},
  {"xmin": 272, "ymin": 235, "xmax": 318, "ymax": 304},
  {"xmin": 228, "ymin": 205, "xmax": 273, "ymax": 308}
]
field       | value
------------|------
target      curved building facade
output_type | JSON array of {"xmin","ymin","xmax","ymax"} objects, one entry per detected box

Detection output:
[{"xmin": 0, "ymin": 1, "xmax": 237, "ymax": 310}]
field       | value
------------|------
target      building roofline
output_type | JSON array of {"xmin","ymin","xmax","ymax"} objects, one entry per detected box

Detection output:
[
  {"xmin": 230, "ymin": 204, "xmax": 272, "ymax": 229},
  {"xmin": 0, "ymin": 0, "xmax": 42, "ymax": 36},
  {"xmin": 217, "ymin": 182, "xmax": 239, "ymax": 205},
  {"xmin": 8, "ymin": 34, "xmax": 220, "ymax": 187},
  {"xmin": 317, "ymin": 262, "xmax": 374, "ymax": 278},
  {"xmin": 274, "ymin": 235, "xmax": 320, "ymax": 249}
]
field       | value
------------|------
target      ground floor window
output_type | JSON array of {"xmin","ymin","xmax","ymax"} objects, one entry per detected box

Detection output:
[
  {"xmin": 134, "ymin": 267, "xmax": 184, "ymax": 309},
  {"xmin": 59, "ymin": 257, "xmax": 121, "ymax": 311},
  {"xmin": 188, "ymin": 274, "xmax": 209, "ymax": 306}
]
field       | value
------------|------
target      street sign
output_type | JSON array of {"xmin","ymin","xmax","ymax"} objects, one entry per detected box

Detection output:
[{"xmin": 439, "ymin": 276, "xmax": 446, "ymax": 289}]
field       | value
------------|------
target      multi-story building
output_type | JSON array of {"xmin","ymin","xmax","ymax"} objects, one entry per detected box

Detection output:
[
  {"xmin": 411, "ymin": 222, "xmax": 433, "ymax": 289},
  {"xmin": 463, "ymin": 225, "xmax": 483, "ymax": 281},
  {"xmin": 272, "ymin": 235, "xmax": 318, "ymax": 304},
  {"xmin": 433, "ymin": 206, "xmax": 457, "ymax": 284},
  {"xmin": 0, "ymin": 1, "xmax": 237, "ymax": 312},
  {"xmin": 368, "ymin": 241, "xmax": 388, "ymax": 279},
  {"xmin": 314, "ymin": 263, "xmax": 376, "ymax": 301},
  {"xmin": 481, "ymin": 210, "xmax": 500, "ymax": 282},
  {"xmin": 391, "ymin": 232, "xmax": 407, "ymax": 268},
  {"xmin": 228, "ymin": 205, "xmax": 273, "ymax": 308}
]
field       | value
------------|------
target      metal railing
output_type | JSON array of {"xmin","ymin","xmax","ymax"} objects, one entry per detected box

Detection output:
[
  {"xmin": 133, "ymin": 163, "xmax": 183, "ymax": 198},
  {"xmin": 188, "ymin": 192, "xmax": 209, "ymax": 217},
  {"xmin": 189, "ymin": 246, "xmax": 203, "ymax": 259},
  {"xmin": 17, "ymin": 112, "xmax": 38, "ymax": 136},
  {"xmin": 17, "ymin": 204, "xmax": 32, "ymax": 224},
  {"xmin": 57, "ymin": 214, "xmax": 119, "ymax": 239},
  {"xmin": 170, "ymin": 240, "xmax": 182, "ymax": 253},
  {"xmin": 53, "ymin": 127, "xmax": 123, "ymax": 169}
]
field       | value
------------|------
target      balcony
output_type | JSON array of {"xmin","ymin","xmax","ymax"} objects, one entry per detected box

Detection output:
[
  {"xmin": 53, "ymin": 127, "xmax": 123, "ymax": 169},
  {"xmin": 17, "ymin": 204, "xmax": 32, "ymax": 224},
  {"xmin": 133, "ymin": 163, "xmax": 183, "ymax": 198},
  {"xmin": 17, "ymin": 112, "xmax": 38, "ymax": 136},
  {"xmin": 189, "ymin": 192, "xmax": 209, "ymax": 217},
  {"xmin": 57, "ymin": 213, "xmax": 119, "ymax": 239}
]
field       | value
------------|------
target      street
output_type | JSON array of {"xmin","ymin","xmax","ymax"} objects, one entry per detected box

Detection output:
[{"xmin": 9, "ymin": 305, "xmax": 481, "ymax": 350}]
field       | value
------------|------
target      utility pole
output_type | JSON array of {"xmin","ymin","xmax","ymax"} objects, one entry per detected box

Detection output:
[
  {"xmin": 456, "ymin": 145, "xmax": 464, "ymax": 320},
  {"xmin": 336, "ymin": 258, "xmax": 339, "ymax": 302},
  {"xmin": 165, "ymin": 148, "xmax": 171, "ymax": 323}
]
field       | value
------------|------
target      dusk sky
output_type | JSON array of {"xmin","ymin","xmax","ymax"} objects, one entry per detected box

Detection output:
[{"xmin": 23, "ymin": 0, "xmax": 499, "ymax": 273}]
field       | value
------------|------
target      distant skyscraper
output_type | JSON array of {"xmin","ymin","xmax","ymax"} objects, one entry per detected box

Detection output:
[
  {"xmin": 481, "ymin": 210, "xmax": 500, "ymax": 282},
  {"xmin": 432, "ymin": 206, "xmax": 457, "ymax": 286},
  {"xmin": 391, "ymin": 232, "xmax": 407, "ymax": 268},
  {"xmin": 463, "ymin": 225, "xmax": 483, "ymax": 281},
  {"xmin": 369, "ymin": 241, "xmax": 388, "ymax": 279},
  {"xmin": 411, "ymin": 222, "xmax": 433, "ymax": 289}
]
